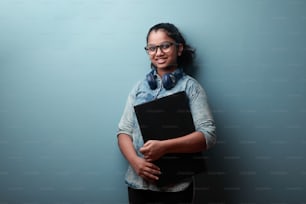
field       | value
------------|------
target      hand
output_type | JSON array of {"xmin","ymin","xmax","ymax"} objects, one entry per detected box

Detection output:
[
  {"xmin": 140, "ymin": 140, "xmax": 166, "ymax": 162},
  {"xmin": 131, "ymin": 157, "xmax": 161, "ymax": 183}
]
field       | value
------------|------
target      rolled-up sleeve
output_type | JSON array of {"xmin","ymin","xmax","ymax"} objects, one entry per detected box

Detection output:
[
  {"xmin": 117, "ymin": 92, "xmax": 135, "ymax": 138},
  {"xmin": 188, "ymin": 81, "xmax": 216, "ymax": 150}
]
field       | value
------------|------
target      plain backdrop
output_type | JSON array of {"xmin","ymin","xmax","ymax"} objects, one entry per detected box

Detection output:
[{"xmin": 0, "ymin": 0, "xmax": 305, "ymax": 203}]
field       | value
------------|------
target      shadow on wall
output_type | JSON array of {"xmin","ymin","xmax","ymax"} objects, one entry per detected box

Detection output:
[
  {"xmin": 190, "ymin": 59, "xmax": 241, "ymax": 203},
  {"xmin": 194, "ymin": 123, "xmax": 244, "ymax": 203}
]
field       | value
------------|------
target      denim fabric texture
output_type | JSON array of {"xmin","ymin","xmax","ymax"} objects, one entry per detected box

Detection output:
[{"xmin": 117, "ymin": 69, "xmax": 216, "ymax": 192}]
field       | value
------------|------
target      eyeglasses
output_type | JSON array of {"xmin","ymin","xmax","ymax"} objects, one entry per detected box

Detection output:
[{"xmin": 144, "ymin": 42, "xmax": 178, "ymax": 55}]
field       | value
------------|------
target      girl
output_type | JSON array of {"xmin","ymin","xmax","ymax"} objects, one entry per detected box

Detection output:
[{"xmin": 117, "ymin": 23, "xmax": 216, "ymax": 204}]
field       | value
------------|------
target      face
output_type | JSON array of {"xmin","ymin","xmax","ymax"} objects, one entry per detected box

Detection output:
[{"xmin": 146, "ymin": 29, "xmax": 183, "ymax": 72}]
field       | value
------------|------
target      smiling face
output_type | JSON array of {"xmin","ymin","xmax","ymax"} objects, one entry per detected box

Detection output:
[{"xmin": 146, "ymin": 29, "xmax": 183, "ymax": 75}]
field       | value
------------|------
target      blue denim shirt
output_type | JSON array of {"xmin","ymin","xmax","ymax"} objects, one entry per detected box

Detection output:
[{"xmin": 117, "ymin": 70, "xmax": 216, "ymax": 192}]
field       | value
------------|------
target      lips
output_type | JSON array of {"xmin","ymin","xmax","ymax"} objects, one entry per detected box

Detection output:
[{"xmin": 155, "ymin": 58, "xmax": 167, "ymax": 64}]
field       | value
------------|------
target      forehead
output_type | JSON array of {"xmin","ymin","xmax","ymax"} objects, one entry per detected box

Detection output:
[{"xmin": 147, "ymin": 29, "xmax": 173, "ymax": 44}]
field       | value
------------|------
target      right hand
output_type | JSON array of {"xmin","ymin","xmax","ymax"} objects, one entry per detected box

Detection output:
[{"xmin": 131, "ymin": 157, "xmax": 161, "ymax": 183}]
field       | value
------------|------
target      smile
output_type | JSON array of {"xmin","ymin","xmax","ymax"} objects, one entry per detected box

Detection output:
[{"xmin": 156, "ymin": 58, "xmax": 167, "ymax": 64}]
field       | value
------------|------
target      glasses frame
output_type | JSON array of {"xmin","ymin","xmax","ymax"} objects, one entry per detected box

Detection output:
[{"xmin": 144, "ymin": 42, "xmax": 178, "ymax": 55}]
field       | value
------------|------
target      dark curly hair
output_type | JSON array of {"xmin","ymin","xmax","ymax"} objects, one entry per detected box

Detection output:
[{"xmin": 146, "ymin": 23, "xmax": 196, "ymax": 70}]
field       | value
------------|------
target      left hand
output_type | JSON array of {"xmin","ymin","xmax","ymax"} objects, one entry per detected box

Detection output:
[{"xmin": 140, "ymin": 140, "xmax": 166, "ymax": 162}]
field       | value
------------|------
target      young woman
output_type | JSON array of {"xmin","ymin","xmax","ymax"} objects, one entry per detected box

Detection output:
[{"xmin": 117, "ymin": 23, "xmax": 216, "ymax": 204}]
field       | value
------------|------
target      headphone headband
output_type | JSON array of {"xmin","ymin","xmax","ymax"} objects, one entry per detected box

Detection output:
[{"xmin": 146, "ymin": 69, "xmax": 184, "ymax": 90}]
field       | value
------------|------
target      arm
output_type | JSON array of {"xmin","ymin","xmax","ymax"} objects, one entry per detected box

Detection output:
[
  {"xmin": 117, "ymin": 133, "xmax": 161, "ymax": 182},
  {"xmin": 140, "ymin": 79, "xmax": 216, "ymax": 162},
  {"xmin": 140, "ymin": 131, "xmax": 206, "ymax": 162},
  {"xmin": 162, "ymin": 131, "xmax": 206, "ymax": 153}
]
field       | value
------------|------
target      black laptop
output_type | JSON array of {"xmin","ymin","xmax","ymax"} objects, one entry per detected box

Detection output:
[{"xmin": 134, "ymin": 91, "xmax": 206, "ymax": 186}]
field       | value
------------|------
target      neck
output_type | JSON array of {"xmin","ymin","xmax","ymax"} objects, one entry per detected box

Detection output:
[{"xmin": 156, "ymin": 66, "xmax": 177, "ymax": 77}]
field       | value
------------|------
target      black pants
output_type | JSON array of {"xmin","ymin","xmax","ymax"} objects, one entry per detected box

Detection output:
[{"xmin": 128, "ymin": 183, "xmax": 194, "ymax": 204}]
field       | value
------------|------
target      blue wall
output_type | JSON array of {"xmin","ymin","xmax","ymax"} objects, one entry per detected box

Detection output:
[{"xmin": 0, "ymin": 0, "xmax": 305, "ymax": 203}]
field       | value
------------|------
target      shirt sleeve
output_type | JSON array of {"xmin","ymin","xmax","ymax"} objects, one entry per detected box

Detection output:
[
  {"xmin": 187, "ymin": 80, "xmax": 217, "ymax": 150},
  {"xmin": 117, "ymin": 89, "xmax": 136, "ymax": 139}
]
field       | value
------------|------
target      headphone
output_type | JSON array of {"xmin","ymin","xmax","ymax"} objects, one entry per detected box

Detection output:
[{"xmin": 146, "ymin": 69, "xmax": 184, "ymax": 90}]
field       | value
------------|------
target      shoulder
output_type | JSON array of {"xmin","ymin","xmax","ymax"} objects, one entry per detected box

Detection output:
[
  {"xmin": 127, "ymin": 80, "xmax": 144, "ymax": 99},
  {"xmin": 127, "ymin": 77, "xmax": 155, "ymax": 105},
  {"xmin": 183, "ymin": 74, "xmax": 201, "ymax": 85},
  {"xmin": 182, "ymin": 74, "xmax": 207, "ymax": 101},
  {"xmin": 183, "ymin": 74, "xmax": 205, "ymax": 91}
]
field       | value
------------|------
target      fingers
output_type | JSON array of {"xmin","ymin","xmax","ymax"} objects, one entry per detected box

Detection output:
[
  {"xmin": 140, "ymin": 140, "xmax": 164, "ymax": 162},
  {"xmin": 140, "ymin": 141, "xmax": 154, "ymax": 160},
  {"xmin": 144, "ymin": 155, "xmax": 152, "ymax": 162},
  {"xmin": 140, "ymin": 140, "xmax": 153, "ymax": 153},
  {"xmin": 142, "ymin": 169, "xmax": 161, "ymax": 181},
  {"xmin": 147, "ymin": 162, "xmax": 161, "ymax": 172},
  {"xmin": 139, "ymin": 146, "xmax": 147, "ymax": 154},
  {"xmin": 140, "ymin": 147, "xmax": 153, "ymax": 161},
  {"xmin": 140, "ymin": 162, "xmax": 161, "ymax": 182},
  {"xmin": 143, "ymin": 140, "xmax": 152, "ymax": 147}
]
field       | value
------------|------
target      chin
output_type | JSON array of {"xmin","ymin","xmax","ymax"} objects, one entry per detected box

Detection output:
[
  {"xmin": 154, "ymin": 63, "xmax": 173, "ymax": 69},
  {"xmin": 157, "ymin": 65, "xmax": 176, "ymax": 71},
  {"xmin": 156, "ymin": 65, "xmax": 168, "ymax": 69}
]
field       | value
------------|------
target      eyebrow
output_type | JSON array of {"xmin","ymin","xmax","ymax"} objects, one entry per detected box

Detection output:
[{"xmin": 147, "ymin": 41, "xmax": 174, "ymax": 46}]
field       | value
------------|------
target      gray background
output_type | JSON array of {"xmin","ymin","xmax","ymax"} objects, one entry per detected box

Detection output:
[{"xmin": 0, "ymin": 0, "xmax": 305, "ymax": 203}]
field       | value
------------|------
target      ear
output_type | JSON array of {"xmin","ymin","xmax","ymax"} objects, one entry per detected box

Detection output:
[{"xmin": 177, "ymin": 43, "xmax": 184, "ymax": 56}]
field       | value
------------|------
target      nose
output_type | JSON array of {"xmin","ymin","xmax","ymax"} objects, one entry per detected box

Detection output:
[{"xmin": 155, "ymin": 46, "xmax": 164, "ymax": 55}]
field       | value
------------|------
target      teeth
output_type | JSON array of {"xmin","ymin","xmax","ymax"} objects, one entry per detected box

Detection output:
[{"xmin": 157, "ymin": 59, "xmax": 166, "ymax": 63}]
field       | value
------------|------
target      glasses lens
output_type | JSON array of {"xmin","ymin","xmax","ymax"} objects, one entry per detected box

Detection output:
[
  {"xmin": 145, "ymin": 46, "xmax": 156, "ymax": 54},
  {"xmin": 160, "ymin": 43, "xmax": 172, "ymax": 51},
  {"xmin": 145, "ymin": 42, "xmax": 175, "ymax": 54},
  {"xmin": 148, "ymin": 46, "xmax": 156, "ymax": 53}
]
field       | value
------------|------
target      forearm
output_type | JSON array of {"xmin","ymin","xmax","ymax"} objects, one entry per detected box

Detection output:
[
  {"xmin": 162, "ymin": 131, "xmax": 206, "ymax": 154},
  {"xmin": 117, "ymin": 133, "xmax": 138, "ymax": 164},
  {"xmin": 118, "ymin": 133, "xmax": 161, "ymax": 181}
]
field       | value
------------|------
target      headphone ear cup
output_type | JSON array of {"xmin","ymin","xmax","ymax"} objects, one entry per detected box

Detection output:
[
  {"xmin": 162, "ymin": 73, "xmax": 176, "ymax": 90},
  {"xmin": 146, "ymin": 71, "xmax": 157, "ymax": 90},
  {"xmin": 147, "ymin": 69, "xmax": 183, "ymax": 90}
]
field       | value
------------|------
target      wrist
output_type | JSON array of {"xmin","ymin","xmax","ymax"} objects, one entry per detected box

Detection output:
[
  {"xmin": 161, "ymin": 140, "xmax": 171, "ymax": 155},
  {"xmin": 129, "ymin": 154, "xmax": 140, "ymax": 165}
]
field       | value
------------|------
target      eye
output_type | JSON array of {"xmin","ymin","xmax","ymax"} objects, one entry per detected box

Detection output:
[
  {"xmin": 160, "ymin": 43, "xmax": 171, "ymax": 49},
  {"xmin": 147, "ymin": 46, "xmax": 156, "ymax": 52}
]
